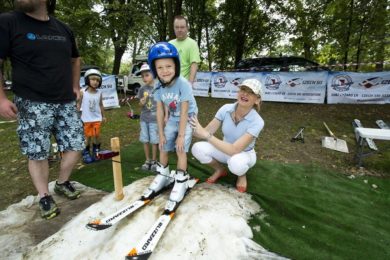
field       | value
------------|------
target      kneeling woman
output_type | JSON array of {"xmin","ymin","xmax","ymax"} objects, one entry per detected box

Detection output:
[{"xmin": 190, "ymin": 79, "xmax": 264, "ymax": 193}]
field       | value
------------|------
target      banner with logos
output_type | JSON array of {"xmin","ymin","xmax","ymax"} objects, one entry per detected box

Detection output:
[
  {"xmin": 80, "ymin": 75, "xmax": 120, "ymax": 109},
  {"xmin": 193, "ymin": 72, "xmax": 212, "ymax": 97},
  {"xmin": 327, "ymin": 72, "xmax": 390, "ymax": 104},
  {"xmin": 209, "ymin": 71, "xmax": 326, "ymax": 103},
  {"xmin": 261, "ymin": 72, "xmax": 327, "ymax": 103},
  {"xmin": 211, "ymin": 72, "xmax": 260, "ymax": 99}
]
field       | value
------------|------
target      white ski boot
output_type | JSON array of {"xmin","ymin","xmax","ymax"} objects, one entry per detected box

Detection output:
[
  {"xmin": 164, "ymin": 170, "xmax": 190, "ymax": 212},
  {"xmin": 142, "ymin": 163, "xmax": 174, "ymax": 199}
]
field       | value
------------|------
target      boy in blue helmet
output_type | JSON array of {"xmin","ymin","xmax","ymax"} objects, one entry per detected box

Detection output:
[{"xmin": 142, "ymin": 42, "xmax": 198, "ymax": 210}]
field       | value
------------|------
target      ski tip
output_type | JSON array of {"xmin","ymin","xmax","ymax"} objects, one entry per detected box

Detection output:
[
  {"xmin": 86, "ymin": 222, "xmax": 112, "ymax": 231},
  {"xmin": 125, "ymin": 248, "xmax": 152, "ymax": 260},
  {"xmin": 140, "ymin": 197, "xmax": 152, "ymax": 204},
  {"xmin": 126, "ymin": 248, "xmax": 138, "ymax": 258}
]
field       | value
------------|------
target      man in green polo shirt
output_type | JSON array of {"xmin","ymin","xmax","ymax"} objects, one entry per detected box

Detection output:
[{"xmin": 169, "ymin": 15, "xmax": 201, "ymax": 87}]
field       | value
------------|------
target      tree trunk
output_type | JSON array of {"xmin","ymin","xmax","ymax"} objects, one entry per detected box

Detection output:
[
  {"xmin": 131, "ymin": 39, "xmax": 138, "ymax": 63},
  {"xmin": 343, "ymin": 0, "xmax": 354, "ymax": 71},
  {"xmin": 234, "ymin": 0, "xmax": 254, "ymax": 68},
  {"xmin": 174, "ymin": 0, "xmax": 183, "ymax": 16},
  {"xmin": 197, "ymin": 0, "xmax": 206, "ymax": 54},
  {"xmin": 112, "ymin": 46, "xmax": 126, "ymax": 75},
  {"xmin": 206, "ymin": 24, "xmax": 212, "ymax": 71},
  {"xmin": 167, "ymin": 0, "xmax": 174, "ymax": 40},
  {"xmin": 354, "ymin": 2, "xmax": 370, "ymax": 72},
  {"xmin": 354, "ymin": 20, "xmax": 365, "ymax": 72},
  {"xmin": 374, "ymin": 0, "xmax": 387, "ymax": 71},
  {"xmin": 156, "ymin": 0, "xmax": 167, "ymax": 41},
  {"xmin": 303, "ymin": 42, "xmax": 311, "ymax": 60}
]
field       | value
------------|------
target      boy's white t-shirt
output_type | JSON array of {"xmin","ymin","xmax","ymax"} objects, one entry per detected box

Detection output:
[{"xmin": 80, "ymin": 89, "xmax": 102, "ymax": 122}]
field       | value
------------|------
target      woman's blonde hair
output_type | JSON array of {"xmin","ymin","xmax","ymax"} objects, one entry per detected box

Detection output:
[{"xmin": 253, "ymin": 98, "xmax": 261, "ymax": 112}]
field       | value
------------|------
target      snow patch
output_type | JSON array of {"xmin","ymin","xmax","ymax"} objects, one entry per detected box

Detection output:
[{"xmin": 1, "ymin": 177, "xmax": 287, "ymax": 259}]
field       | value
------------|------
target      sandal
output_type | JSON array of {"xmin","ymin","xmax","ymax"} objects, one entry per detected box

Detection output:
[
  {"xmin": 236, "ymin": 185, "xmax": 247, "ymax": 193},
  {"xmin": 236, "ymin": 175, "xmax": 247, "ymax": 193},
  {"xmin": 206, "ymin": 171, "xmax": 228, "ymax": 184}
]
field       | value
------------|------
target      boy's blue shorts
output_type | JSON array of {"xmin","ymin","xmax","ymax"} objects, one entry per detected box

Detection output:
[
  {"xmin": 139, "ymin": 121, "xmax": 159, "ymax": 144},
  {"xmin": 163, "ymin": 120, "xmax": 193, "ymax": 152}
]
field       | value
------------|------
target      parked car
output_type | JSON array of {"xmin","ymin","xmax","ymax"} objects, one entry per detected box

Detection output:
[
  {"xmin": 235, "ymin": 56, "xmax": 328, "ymax": 72},
  {"xmin": 126, "ymin": 55, "xmax": 148, "ymax": 95},
  {"xmin": 116, "ymin": 75, "xmax": 126, "ymax": 92}
]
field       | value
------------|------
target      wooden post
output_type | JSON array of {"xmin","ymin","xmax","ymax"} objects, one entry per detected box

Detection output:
[{"xmin": 111, "ymin": 137, "xmax": 124, "ymax": 200}]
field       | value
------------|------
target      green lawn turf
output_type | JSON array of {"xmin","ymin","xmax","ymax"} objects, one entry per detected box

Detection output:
[{"xmin": 72, "ymin": 141, "xmax": 390, "ymax": 259}]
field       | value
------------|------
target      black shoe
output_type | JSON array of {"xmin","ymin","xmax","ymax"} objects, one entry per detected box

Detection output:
[
  {"xmin": 39, "ymin": 195, "xmax": 60, "ymax": 220},
  {"xmin": 54, "ymin": 181, "xmax": 81, "ymax": 200}
]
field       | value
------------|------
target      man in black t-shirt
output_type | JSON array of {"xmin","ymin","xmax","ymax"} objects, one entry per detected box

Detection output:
[{"xmin": 0, "ymin": 0, "xmax": 84, "ymax": 220}]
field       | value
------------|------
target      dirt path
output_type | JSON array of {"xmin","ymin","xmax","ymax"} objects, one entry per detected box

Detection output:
[{"xmin": 1, "ymin": 182, "xmax": 107, "ymax": 259}]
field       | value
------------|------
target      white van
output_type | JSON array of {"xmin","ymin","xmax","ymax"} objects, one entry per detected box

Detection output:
[{"xmin": 125, "ymin": 55, "xmax": 148, "ymax": 95}]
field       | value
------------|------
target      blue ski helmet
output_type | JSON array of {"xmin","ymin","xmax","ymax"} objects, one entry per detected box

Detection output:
[{"xmin": 148, "ymin": 42, "xmax": 180, "ymax": 79}]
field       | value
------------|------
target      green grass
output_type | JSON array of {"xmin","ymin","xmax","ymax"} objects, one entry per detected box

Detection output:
[
  {"xmin": 249, "ymin": 161, "xmax": 390, "ymax": 260},
  {"xmin": 72, "ymin": 141, "xmax": 390, "ymax": 259},
  {"xmin": 1, "ymin": 91, "xmax": 389, "ymax": 258}
]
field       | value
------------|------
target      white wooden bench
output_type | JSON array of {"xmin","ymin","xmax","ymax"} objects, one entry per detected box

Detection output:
[{"xmin": 354, "ymin": 127, "xmax": 390, "ymax": 167}]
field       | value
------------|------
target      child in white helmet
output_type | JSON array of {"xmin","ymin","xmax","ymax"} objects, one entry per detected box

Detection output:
[
  {"xmin": 79, "ymin": 69, "xmax": 106, "ymax": 164},
  {"xmin": 142, "ymin": 42, "xmax": 198, "ymax": 211},
  {"xmin": 190, "ymin": 79, "xmax": 264, "ymax": 193},
  {"xmin": 137, "ymin": 63, "xmax": 159, "ymax": 171}
]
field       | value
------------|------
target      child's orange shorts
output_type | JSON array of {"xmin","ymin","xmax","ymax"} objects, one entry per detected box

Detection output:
[{"xmin": 83, "ymin": 121, "xmax": 102, "ymax": 137}]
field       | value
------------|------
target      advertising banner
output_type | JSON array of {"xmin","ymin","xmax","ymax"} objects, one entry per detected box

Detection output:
[
  {"xmin": 193, "ymin": 72, "xmax": 212, "ymax": 97},
  {"xmin": 260, "ymin": 72, "xmax": 327, "ymax": 103},
  {"xmin": 327, "ymin": 72, "xmax": 390, "ymax": 104},
  {"xmin": 211, "ymin": 72, "xmax": 260, "ymax": 99},
  {"xmin": 80, "ymin": 75, "xmax": 120, "ymax": 108}
]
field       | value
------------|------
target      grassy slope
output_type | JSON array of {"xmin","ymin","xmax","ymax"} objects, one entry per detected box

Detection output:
[
  {"xmin": 249, "ymin": 161, "xmax": 390, "ymax": 260},
  {"xmin": 72, "ymin": 142, "xmax": 390, "ymax": 259}
]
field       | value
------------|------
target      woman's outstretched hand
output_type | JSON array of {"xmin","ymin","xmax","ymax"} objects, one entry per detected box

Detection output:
[{"xmin": 189, "ymin": 116, "xmax": 208, "ymax": 139}]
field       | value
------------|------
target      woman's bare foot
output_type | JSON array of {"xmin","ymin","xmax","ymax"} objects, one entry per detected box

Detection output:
[
  {"xmin": 206, "ymin": 169, "xmax": 228, "ymax": 184},
  {"xmin": 236, "ymin": 175, "xmax": 247, "ymax": 193}
]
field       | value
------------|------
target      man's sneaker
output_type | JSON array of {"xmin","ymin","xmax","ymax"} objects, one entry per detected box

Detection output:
[
  {"xmin": 54, "ymin": 181, "xmax": 81, "ymax": 200},
  {"xmin": 141, "ymin": 160, "xmax": 151, "ymax": 171},
  {"xmin": 39, "ymin": 195, "xmax": 60, "ymax": 220}
]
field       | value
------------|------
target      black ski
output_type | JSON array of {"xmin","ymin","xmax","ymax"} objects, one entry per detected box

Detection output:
[
  {"xmin": 86, "ymin": 182, "xmax": 174, "ymax": 231},
  {"xmin": 125, "ymin": 178, "xmax": 199, "ymax": 259}
]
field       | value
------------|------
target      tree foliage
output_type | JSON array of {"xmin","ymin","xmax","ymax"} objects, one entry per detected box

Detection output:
[{"xmin": 0, "ymin": 0, "xmax": 389, "ymax": 73}]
